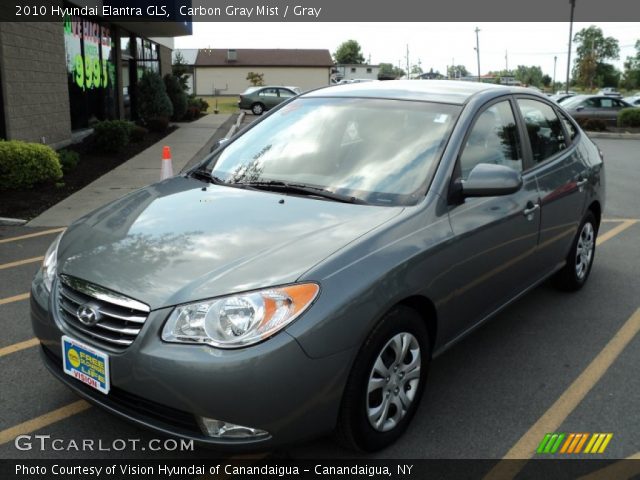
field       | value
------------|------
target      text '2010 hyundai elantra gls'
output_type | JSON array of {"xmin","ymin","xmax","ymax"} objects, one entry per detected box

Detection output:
[{"xmin": 32, "ymin": 80, "xmax": 604, "ymax": 452}]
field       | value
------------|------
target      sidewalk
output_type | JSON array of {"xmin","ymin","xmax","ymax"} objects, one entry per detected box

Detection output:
[{"xmin": 28, "ymin": 114, "xmax": 234, "ymax": 227}]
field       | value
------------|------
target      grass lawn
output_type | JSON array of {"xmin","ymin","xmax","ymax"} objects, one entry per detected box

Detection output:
[{"xmin": 197, "ymin": 96, "xmax": 239, "ymax": 114}]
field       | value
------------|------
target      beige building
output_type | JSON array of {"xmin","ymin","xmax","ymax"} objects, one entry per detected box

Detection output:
[{"xmin": 193, "ymin": 49, "xmax": 333, "ymax": 96}]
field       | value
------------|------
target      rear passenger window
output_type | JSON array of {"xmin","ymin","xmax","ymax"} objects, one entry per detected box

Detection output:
[
  {"xmin": 517, "ymin": 99, "xmax": 566, "ymax": 164},
  {"xmin": 459, "ymin": 100, "xmax": 523, "ymax": 180}
]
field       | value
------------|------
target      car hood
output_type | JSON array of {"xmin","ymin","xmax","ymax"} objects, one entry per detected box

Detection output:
[{"xmin": 58, "ymin": 177, "xmax": 403, "ymax": 310}]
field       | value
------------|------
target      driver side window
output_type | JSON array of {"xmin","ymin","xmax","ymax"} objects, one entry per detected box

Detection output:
[{"xmin": 459, "ymin": 100, "xmax": 523, "ymax": 180}]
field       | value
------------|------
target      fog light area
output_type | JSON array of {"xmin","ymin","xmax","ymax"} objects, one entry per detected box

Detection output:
[{"xmin": 198, "ymin": 417, "xmax": 269, "ymax": 439}]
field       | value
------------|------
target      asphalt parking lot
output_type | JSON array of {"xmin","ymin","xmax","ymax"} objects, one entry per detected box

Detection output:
[{"xmin": 0, "ymin": 139, "xmax": 639, "ymax": 470}]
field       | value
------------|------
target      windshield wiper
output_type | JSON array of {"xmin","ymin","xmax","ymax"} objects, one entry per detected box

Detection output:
[
  {"xmin": 235, "ymin": 180, "xmax": 366, "ymax": 204},
  {"xmin": 190, "ymin": 169, "xmax": 224, "ymax": 184}
]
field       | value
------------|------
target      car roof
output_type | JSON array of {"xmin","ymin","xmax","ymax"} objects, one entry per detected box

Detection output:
[{"xmin": 302, "ymin": 80, "xmax": 540, "ymax": 105}]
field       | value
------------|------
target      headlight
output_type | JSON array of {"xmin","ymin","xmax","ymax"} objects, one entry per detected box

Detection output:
[
  {"xmin": 42, "ymin": 233, "xmax": 63, "ymax": 292},
  {"xmin": 162, "ymin": 283, "xmax": 319, "ymax": 349}
]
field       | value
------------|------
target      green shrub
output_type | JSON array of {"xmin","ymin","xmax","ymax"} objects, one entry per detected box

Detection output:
[
  {"xmin": 617, "ymin": 108, "xmax": 640, "ymax": 127},
  {"xmin": 130, "ymin": 125, "xmax": 148, "ymax": 143},
  {"xmin": 137, "ymin": 71, "xmax": 173, "ymax": 125},
  {"xmin": 0, "ymin": 140, "xmax": 63, "ymax": 190},
  {"xmin": 188, "ymin": 95, "xmax": 209, "ymax": 113},
  {"xmin": 576, "ymin": 117, "xmax": 607, "ymax": 132},
  {"xmin": 164, "ymin": 74, "xmax": 188, "ymax": 121},
  {"xmin": 93, "ymin": 120, "xmax": 134, "ymax": 152},
  {"xmin": 182, "ymin": 106, "xmax": 201, "ymax": 121},
  {"xmin": 57, "ymin": 149, "xmax": 80, "ymax": 173}
]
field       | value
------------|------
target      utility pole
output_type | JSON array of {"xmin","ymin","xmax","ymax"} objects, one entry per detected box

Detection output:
[
  {"xmin": 553, "ymin": 55, "xmax": 557, "ymax": 91},
  {"xmin": 406, "ymin": 44, "xmax": 410, "ymax": 79},
  {"xmin": 566, "ymin": 0, "xmax": 576, "ymax": 94},
  {"xmin": 505, "ymin": 50, "xmax": 508, "ymax": 72},
  {"xmin": 474, "ymin": 27, "xmax": 481, "ymax": 82}
]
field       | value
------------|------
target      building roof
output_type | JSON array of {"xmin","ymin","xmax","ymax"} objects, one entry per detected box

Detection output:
[{"xmin": 195, "ymin": 49, "xmax": 333, "ymax": 67}]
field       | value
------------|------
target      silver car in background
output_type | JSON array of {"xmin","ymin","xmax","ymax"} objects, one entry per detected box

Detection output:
[{"xmin": 32, "ymin": 81, "xmax": 604, "ymax": 452}]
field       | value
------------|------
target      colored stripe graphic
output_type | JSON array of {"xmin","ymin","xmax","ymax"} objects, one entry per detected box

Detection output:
[{"xmin": 538, "ymin": 433, "xmax": 613, "ymax": 454}]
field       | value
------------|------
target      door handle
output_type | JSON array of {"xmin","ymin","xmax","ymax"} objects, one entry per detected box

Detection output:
[
  {"xmin": 523, "ymin": 203, "xmax": 540, "ymax": 217},
  {"xmin": 576, "ymin": 178, "xmax": 588, "ymax": 188}
]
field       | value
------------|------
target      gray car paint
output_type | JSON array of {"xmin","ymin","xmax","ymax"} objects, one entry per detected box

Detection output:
[{"xmin": 32, "ymin": 80, "xmax": 604, "ymax": 448}]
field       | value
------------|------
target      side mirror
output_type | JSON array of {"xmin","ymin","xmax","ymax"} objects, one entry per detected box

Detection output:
[
  {"xmin": 462, "ymin": 163, "xmax": 523, "ymax": 197},
  {"xmin": 210, "ymin": 137, "xmax": 229, "ymax": 153}
]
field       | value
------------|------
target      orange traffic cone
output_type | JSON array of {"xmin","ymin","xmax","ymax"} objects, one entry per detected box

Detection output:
[{"xmin": 160, "ymin": 146, "xmax": 173, "ymax": 180}]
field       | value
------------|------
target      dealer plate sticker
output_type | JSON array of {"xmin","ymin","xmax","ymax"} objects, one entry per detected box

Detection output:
[{"xmin": 62, "ymin": 335, "xmax": 110, "ymax": 394}]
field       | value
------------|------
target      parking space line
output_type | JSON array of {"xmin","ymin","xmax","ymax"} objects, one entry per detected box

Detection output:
[
  {"xmin": 484, "ymin": 307, "xmax": 640, "ymax": 478},
  {"xmin": 0, "ymin": 256, "xmax": 43, "ymax": 271},
  {"xmin": 601, "ymin": 218, "xmax": 640, "ymax": 223},
  {"xmin": 0, "ymin": 338, "xmax": 39, "ymax": 358},
  {"xmin": 0, "ymin": 400, "xmax": 90, "ymax": 446},
  {"xmin": 577, "ymin": 451, "xmax": 640, "ymax": 480},
  {"xmin": 0, "ymin": 228, "xmax": 64, "ymax": 244},
  {"xmin": 0, "ymin": 293, "xmax": 29, "ymax": 306},
  {"xmin": 597, "ymin": 219, "xmax": 638, "ymax": 246}
]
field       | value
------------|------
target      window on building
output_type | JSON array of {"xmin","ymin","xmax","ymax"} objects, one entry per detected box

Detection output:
[
  {"xmin": 351, "ymin": 67, "xmax": 356, "ymax": 73},
  {"xmin": 367, "ymin": 68, "xmax": 372, "ymax": 74},
  {"xmin": 63, "ymin": 15, "xmax": 117, "ymax": 129}
]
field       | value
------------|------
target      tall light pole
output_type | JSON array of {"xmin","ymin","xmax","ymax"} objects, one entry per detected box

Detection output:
[
  {"xmin": 566, "ymin": 0, "xmax": 576, "ymax": 94},
  {"xmin": 553, "ymin": 55, "xmax": 557, "ymax": 91},
  {"xmin": 474, "ymin": 27, "xmax": 481, "ymax": 82}
]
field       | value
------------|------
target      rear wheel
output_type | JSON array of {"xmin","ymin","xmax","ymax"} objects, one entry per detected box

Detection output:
[
  {"xmin": 337, "ymin": 305, "xmax": 430, "ymax": 451},
  {"xmin": 554, "ymin": 211, "xmax": 598, "ymax": 291},
  {"xmin": 251, "ymin": 103, "xmax": 265, "ymax": 115}
]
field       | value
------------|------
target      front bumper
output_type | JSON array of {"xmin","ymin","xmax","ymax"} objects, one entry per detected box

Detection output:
[{"xmin": 31, "ymin": 274, "xmax": 353, "ymax": 450}]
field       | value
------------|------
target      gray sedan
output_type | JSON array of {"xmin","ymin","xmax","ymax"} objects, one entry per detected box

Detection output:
[
  {"xmin": 562, "ymin": 94, "xmax": 634, "ymax": 124},
  {"xmin": 32, "ymin": 81, "xmax": 604, "ymax": 452}
]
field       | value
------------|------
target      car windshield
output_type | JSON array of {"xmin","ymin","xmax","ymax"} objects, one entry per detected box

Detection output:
[
  {"xmin": 561, "ymin": 96, "xmax": 589, "ymax": 108},
  {"xmin": 201, "ymin": 97, "xmax": 461, "ymax": 206}
]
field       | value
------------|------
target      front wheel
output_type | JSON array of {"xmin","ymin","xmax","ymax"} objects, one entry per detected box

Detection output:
[
  {"xmin": 251, "ymin": 103, "xmax": 265, "ymax": 115},
  {"xmin": 554, "ymin": 211, "xmax": 598, "ymax": 291},
  {"xmin": 337, "ymin": 305, "xmax": 430, "ymax": 451}
]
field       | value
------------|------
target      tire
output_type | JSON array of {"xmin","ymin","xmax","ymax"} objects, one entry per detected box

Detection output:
[
  {"xmin": 251, "ymin": 103, "xmax": 265, "ymax": 115},
  {"xmin": 554, "ymin": 211, "xmax": 598, "ymax": 291},
  {"xmin": 336, "ymin": 305, "xmax": 430, "ymax": 452}
]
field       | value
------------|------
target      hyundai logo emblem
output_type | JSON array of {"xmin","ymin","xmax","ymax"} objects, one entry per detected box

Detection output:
[{"xmin": 76, "ymin": 305, "xmax": 100, "ymax": 326}]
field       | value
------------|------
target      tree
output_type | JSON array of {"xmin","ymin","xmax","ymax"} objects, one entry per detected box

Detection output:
[
  {"xmin": 514, "ymin": 65, "xmax": 544, "ymax": 87},
  {"xmin": 378, "ymin": 63, "xmax": 405, "ymax": 80},
  {"xmin": 333, "ymin": 40, "xmax": 365, "ymax": 64},
  {"xmin": 621, "ymin": 40, "xmax": 640, "ymax": 90},
  {"xmin": 164, "ymin": 74, "xmax": 187, "ymax": 121},
  {"xmin": 447, "ymin": 65, "xmax": 469, "ymax": 79},
  {"xmin": 171, "ymin": 51, "xmax": 190, "ymax": 92},
  {"xmin": 137, "ymin": 71, "xmax": 173, "ymax": 126},
  {"xmin": 246, "ymin": 72, "xmax": 265, "ymax": 86},
  {"xmin": 572, "ymin": 26, "xmax": 620, "ymax": 89},
  {"xmin": 542, "ymin": 74, "xmax": 552, "ymax": 88}
]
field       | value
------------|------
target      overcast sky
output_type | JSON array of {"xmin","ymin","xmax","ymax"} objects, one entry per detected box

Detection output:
[{"xmin": 175, "ymin": 22, "xmax": 639, "ymax": 78}]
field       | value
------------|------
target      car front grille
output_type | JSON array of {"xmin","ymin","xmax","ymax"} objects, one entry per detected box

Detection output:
[{"xmin": 56, "ymin": 274, "xmax": 150, "ymax": 351}]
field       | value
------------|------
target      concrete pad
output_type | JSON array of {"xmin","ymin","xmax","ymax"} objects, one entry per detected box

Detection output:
[{"xmin": 28, "ymin": 114, "xmax": 232, "ymax": 227}]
